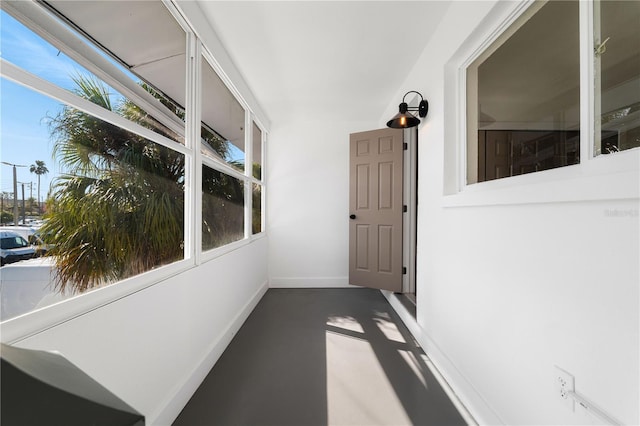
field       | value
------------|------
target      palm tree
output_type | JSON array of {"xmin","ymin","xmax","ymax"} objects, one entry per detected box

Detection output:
[
  {"xmin": 29, "ymin": 160, "xmax": 48, "ymax": 214},
  {"xmin": 42, "ymin": 75, "xmax": 185, "ymax": 292},
  {"xmin": 42, "ymin": 75, "xmax": 238, "ymax": 294}
]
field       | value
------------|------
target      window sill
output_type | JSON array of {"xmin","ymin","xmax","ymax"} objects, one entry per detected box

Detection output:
[
  {"xmin": 1, "ymin": 234, "xmax": 267, "ymax": 343},
  {"xmin": 200, "ymin": 232, "xmax": 266, "ymax": 264},
  {"xmin": 443, "ymin": 148, "xmax": 640, "ymax": 208}
]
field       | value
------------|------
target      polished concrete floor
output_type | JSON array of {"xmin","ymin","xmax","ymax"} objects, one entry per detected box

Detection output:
[{"xmin": 173, "ymin": 288, "xmax": 467, "ymax": 426}]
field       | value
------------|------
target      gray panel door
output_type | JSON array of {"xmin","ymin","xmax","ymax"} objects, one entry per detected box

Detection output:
[{"xmin": 349, "ymin": 128, "xmax": 403, "ymax": 292}]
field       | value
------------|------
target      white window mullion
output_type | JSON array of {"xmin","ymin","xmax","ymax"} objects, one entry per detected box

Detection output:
[
  {"xmin": 201, "ymin": 156, "xmax": 248, "ymax": 182},
  {"xmin": 185, "ymin": 34, "xmax": 202, "ymax": 264},
  {"xmin": 588, "ymin": 0, "xmax": 600, "ymax": 158},
  {"xmin": 244, "ymin": 112, "xmax": 253, "ymax": 239}
]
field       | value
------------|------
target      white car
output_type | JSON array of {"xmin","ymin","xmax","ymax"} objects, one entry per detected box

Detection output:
[
  {"xmin": 0, "ymin": 226, "xmax": 48, "ymax": 255},
  {"xmin": 0, "ymin": 231, "xmax": 37, "ymax": 266}
]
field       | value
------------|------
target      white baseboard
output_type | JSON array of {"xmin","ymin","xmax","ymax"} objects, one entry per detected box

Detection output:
[
  {"xmin": 149, "ymin": 280, "xmax": 269, "ymax": 426},
  {"xmin": 269, "ymin": 277, "xmax": 350, "ymax": 288},
  {"xmin": 381, "ymin": 290, "xmax": 504, "ymax": 426}
]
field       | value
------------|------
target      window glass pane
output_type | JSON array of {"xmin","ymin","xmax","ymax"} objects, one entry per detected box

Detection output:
[
  {"xmin": 45, "ymin": 1, "xmax": 188, "ymax": 128},
  {"xmin": 253, "ymin": 122, "xmax": 262, "ymax": 180},
  {"xmin": 202, "ymin": 165, "xmax": 245, "ymax": 250},
  {"xmin": 0, "ymin": 8, "xmax": 185, "ymax": 144},
  {"xmin": 467, "ymin": 1, "xmax": 580, "ymax": 183},
  {"xmin": 201, "ymin": 58, "xmax": 245, "ymax": 171},
  {"xmin": 252, "ymin": 184, "xmax": 262, "ymax": 235},
  {"xmin": 594, "ymin": 0, "xmax": 640, "ymax": 155},
  {"xmin": 1, "ymin": 80, "xmax": 185, "ymax": 322}
]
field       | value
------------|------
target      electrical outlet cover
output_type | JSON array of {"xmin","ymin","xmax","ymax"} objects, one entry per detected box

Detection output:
[{"xmin": 554, "ymin": 366, "xmax": 575, "ymax": 411}]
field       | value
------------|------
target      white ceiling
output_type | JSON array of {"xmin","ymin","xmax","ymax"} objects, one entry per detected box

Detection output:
[{"xmin": 196, "ymin": 1, "xmax": 451, "ymax": 124}]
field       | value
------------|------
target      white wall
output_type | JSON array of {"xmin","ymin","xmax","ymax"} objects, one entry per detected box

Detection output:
[
  {"xmin": 384, "ymin": 1, "xmax": 639, "ymax": 425},
  {"xmin": 11, "ymin": 238, "xmax": 269, "ymax": 425},
  {"xmin": 267, "ymin": 116, "xmax": 377, "ymax": 288}
]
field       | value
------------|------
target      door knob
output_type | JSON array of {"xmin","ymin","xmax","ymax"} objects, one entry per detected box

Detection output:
[{"xmin": 349, "ymin": 214, "xmax": 356, "ymax": 220}]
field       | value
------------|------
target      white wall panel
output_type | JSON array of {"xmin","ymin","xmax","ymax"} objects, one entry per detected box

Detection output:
[
  {"xmin": 267, "ymin": 118, "xmax": 377, "ymax": 288},
  {"xmin": 380, "ymin": 1, "xmax": 640, "ymax": 425},
  {"xmin": 13, "ymin": 239, "xmax": 269, "ymax": 425}
]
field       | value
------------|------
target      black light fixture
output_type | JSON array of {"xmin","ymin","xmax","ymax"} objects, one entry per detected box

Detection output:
[{"xmin": 386, "ymin": 91, "xmax": 429, "ymax": 129}]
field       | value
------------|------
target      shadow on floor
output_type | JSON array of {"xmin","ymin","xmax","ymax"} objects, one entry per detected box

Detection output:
[{"xmin": 173, "ymin": 288, "xmax": 466, "ymax": 426}]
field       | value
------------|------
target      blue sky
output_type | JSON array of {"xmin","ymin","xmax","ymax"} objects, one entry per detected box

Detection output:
[
  {"xmin": 1, "ymin": 10, "xmax": 92, "ymax": 200},
  {"xmin": 1, "ymin": 9, "xmax": 245, "ymax": 202}
]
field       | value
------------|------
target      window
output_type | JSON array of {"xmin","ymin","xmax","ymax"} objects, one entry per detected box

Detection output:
[
  {"xmin": 1, "ymin": 5, "xmax": 186, "ymax": 145},
  {"xmin": 253, "ymin": 184, "xmax": 262, "ymax": 235},
  {"xmin": 0, "ymin": 1, "xmax": 267, "ymax": 326},
  {"xmin": 201, "ymin": 57, "xmax": 246, "ymax": 171},
  {"xmin": 594, "ymin": 0, "xmax": 640, "ymax": 156},
  {"xmin": 1, "ymin": 3, "xmax": 188, "ymax": 320},
  {"xmin": 202, "ymin": 166, "xmax": 245, "ymax": 250},
  {"xmin": 253, "ymin": 122, "xmax": 263, "ymax": 180},
  {"xmin": 467, "ymin": 1, "xmax": 580, "ymax": 184},
  {"xmin": 252, "ymin": 122, "xmax": 263, "ymax": 235},
  {"xmin": 465, "ymin": 0, "xmax": 639, "ymax": 185}
]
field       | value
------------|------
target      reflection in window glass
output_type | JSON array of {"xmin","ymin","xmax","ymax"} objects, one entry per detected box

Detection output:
[
  {"xmin": 45, "ymin": 105, "xmax": 186, "ymax": 291},
  {"xmin": 252, "ymin": 184, "xmax": 262, "ymax": 235},
  {"xmin": 595, "ymin": 0, "xmax": 640, "ymax": 155},
  {"xmin": 0, "ymin": 9, "xmax": 184, "ymax": 144},
  {"xmin": 0, "ymin": 80, "xmax": 185, "ymax": 321},
  {"xmin": 467, "ymin": 1, "xmax": 580, "ymax": 183},
  {"xmin": 201, "ymin": 58, "xmax": 245, "ymax": 170},
  {"xmin": 202, "ymin": 166, "xmax": 245, "ymax": 250},
  {"xmin": 45, "ymin": 0, "xmax": 188, "ymax": 129},
  {"xmin": 253, "ymin": 122, "xmax": 262, "ymax": 180}
]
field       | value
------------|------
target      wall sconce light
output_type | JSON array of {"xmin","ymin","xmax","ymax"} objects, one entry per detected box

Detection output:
[{"xmin": 386, "ymin": 91, "xmax": 429, "ymax": 129}]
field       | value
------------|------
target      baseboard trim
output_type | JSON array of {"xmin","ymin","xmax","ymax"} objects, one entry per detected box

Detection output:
[
  {"xmin": 269, "ymin": 277, "xmax": 350, "ymax": 288},
  {"xmin": 381, "ymin": 290, "xmax": 504, "ymax": 426},
  {"xmin": 149, "ymin": 280, "xmax": 269, "ymax": 426}
]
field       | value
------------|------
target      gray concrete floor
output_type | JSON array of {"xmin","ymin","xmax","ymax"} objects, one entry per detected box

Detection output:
[{"xmin": 173, "ymin": 288, "xmax": 467, "ymax": 426}]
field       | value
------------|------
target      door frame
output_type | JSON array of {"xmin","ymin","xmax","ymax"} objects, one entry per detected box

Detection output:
[{"xmin": 402, "ymin": 127, "xmax": 418, "ymax": 296}]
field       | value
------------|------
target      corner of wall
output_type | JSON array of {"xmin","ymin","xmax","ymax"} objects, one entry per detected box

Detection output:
[
  {"xmin": 381, "ymin": 291, "xmax": 504, "ymax": 426},
  {"xmin": 149, "ymin": 279, "xmax": 269, "ymax": 425}
]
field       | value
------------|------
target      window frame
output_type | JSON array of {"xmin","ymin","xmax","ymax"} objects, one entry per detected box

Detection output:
[
  {"xmin": 198, "ymin": 51, "xmax": 267, "ymax": 266},
  {"xmin": 443, "ymin": 0, "xmax": 639, "ymax": 207},
  {"xmin": 0, "ymin": 0, "xmax": 268, "ymax": 342}
]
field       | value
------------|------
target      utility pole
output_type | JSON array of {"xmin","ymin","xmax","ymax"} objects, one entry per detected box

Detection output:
[
  {"xmin": 21, "ymin": 182, "xmax": 34, "ymax": 216},
  {"xmin": 2, "ymin": 161, "xmax": 27, "ymax": 226},
  {"xmin": 21, "ymin": 183, "xmax": 25, "ymax": 225},
  {"xmin": 18, "ymin": 182, "xmax": 33, "ymax": 222}
]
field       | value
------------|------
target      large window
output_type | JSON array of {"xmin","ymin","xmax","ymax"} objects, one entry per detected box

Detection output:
[
  {"xmin": 200, "ymin": 55, "xmax": 265, "ymax": 253},
  {"xmin": 467, "ymin": 1, "xmax": 580, "ymax": 183},
  {"xmin": 594, "ymin": 0, "xmax": 640, "ymax": 156},
  {"xmin": 0, "ymin": 1, "xmax": 266, "ymax": 324},
  {"xmin": 466, "ymin": 0, "xmax": 639, "ymax": 184}
]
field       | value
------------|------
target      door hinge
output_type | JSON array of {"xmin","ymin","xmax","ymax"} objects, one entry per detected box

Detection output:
[
  {"xmin": 403, "ymin": 142, "xmax": 408, "ymax": 150},
  {"xmin": 402, "ymin": 267, "xmax": 407, "ymax": 275},
  {"xmin": 403, "ymin": 205, "xmax": 407, "ymax": 213}
]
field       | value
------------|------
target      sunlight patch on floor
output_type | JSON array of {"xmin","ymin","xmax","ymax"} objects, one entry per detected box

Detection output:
[
  {"xmin": 374, "ymin": 317, "xmax": 406, "ymax": 344},
  {"xmin": 397, "ymin": 349, "xmax": 428, "ymax": 389},
  {"xmin": 326, "ymin": 315, "xmax": 364, "ymax": 334},
  {"xmin": 325, "ymin": 329, "xmax": 412, "ymax": 426}
]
